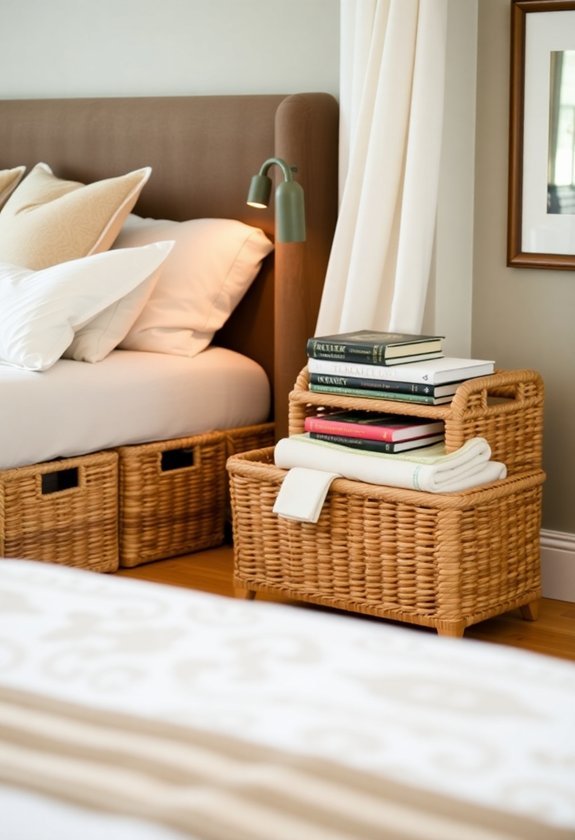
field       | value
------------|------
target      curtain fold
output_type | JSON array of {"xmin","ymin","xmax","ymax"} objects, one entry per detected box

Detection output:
[{"xmin": 316, "ymin": 0, "xmax": 448, "ymax": 337}]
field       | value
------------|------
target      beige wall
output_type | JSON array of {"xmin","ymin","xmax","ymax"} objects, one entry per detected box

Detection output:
[
  {"xmin": 474, "ymin": 0, "xmax": 575, "ymax": 533},
  {"xmin": 0, "ymin": 0, "xmax": 339, "ymax": 98},
  {"xmin": 428, "ymin": 0, "xmax": 477, "ymax": 357}
]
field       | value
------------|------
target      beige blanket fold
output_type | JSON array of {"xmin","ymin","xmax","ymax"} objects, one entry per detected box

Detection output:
[
  {"xmin": 0, "ymin": 683, "xmax": 569, "ymax": 840},
  {"xmin": 274, "ymin": 434, "xmax": 507, "ymax": 493}
]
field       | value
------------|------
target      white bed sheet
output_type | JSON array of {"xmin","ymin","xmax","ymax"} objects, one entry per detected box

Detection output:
[
  {"xmin": 0, "ymin": 560, "xmax": 574, "ymax": 840},
  {"xmin": 0, "ymin": 347, "xmax": 270, "ymax": 470}
]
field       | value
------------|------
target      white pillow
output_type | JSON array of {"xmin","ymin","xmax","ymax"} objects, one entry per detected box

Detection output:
[
  {"xmin": 0, "ymin": 241, "xmax": 173, "ymax": 371},
  {"xmin": 113, "ymin": 215, "xmax": 274, "ymax": 357}
]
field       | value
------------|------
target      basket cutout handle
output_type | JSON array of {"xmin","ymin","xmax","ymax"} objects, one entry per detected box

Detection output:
[
  {"xmin": 41, "ymin": 467, "xmax": 79, "ymax": 495},
  {"xmin": 450, "ymin": 370, "xmax": 543, "ymax": 417},
  {"xmin": 160, "ymin": 447, "xmax": 196, "ymax": 473}
]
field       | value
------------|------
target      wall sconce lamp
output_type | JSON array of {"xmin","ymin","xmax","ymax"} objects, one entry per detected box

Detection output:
[{"xmin": 247, "ymin": 157, "xmax": 306, "ymax": 242}]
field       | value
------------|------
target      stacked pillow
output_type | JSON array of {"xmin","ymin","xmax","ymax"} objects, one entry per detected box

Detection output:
[
  {"xmin": 0, "ymin": 243, "xmax": 173, "ymax": 370},
  {"xmin": 114, "ymin": 215, "xmax": 274, "ymax": 357},
  {"xmin": 0, "ymin": 163, "xmax": 273, "ymax": 370},
  {"xmin": 0, "ymin": 162, "xmax": 151, "ymax": 269},
  {"xmin": 0, "ymin": 166, "xmax": 26, "ymax": 209}
]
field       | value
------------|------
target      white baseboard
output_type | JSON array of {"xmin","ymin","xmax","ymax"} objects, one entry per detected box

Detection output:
[{"xmin": 540, "ymin": 529, "xmax": 575, "ymax": 602}]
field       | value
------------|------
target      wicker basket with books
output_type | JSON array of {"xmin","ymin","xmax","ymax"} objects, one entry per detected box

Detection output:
[
  {"xmin": 289, "ymin": 366, "xmax": 544, "ymax": 475},
  {"xmin": 227, "ymin": 358, "xmax": 545, "ymax": 635}
]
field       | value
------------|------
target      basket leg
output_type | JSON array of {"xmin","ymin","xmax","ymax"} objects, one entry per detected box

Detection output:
[
  {"xmin": 436, "ymin": 621, "xmax": 466, "ymax": 638},
  {"xmin": 234, "ymin": 583, "xmax": 256, "ymax": 600},
  {"xmin": 519, "ymin": 599, "xmax": 539, "ymax": 622}
]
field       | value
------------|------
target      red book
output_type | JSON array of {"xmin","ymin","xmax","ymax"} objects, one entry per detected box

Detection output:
[{"xmin": 304, "ymin": 410, "xmax": 444, "ymax": 442}]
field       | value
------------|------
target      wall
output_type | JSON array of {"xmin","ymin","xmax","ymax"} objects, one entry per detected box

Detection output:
[
  {"xmin": 428, "ymin": 0, "xmax": 477, "ymax": 357},
  {"xmin": 474, "ymin": 0, "xmax": 575, "ymax": 598},
  {"xmin": 0, "ymin": 0, "xmax": 339, "ymax": 98}
]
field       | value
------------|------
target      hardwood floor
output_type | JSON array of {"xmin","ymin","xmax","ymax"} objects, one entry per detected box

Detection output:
[{"xmin": 118, "ymin": 544, "xmax": 575, "ymax": 663}]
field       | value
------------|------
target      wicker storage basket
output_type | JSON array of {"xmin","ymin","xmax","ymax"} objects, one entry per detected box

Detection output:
[
  {"xmin": 117, "ymin": 432, "xmax": 228, "ymax": 567},
  {"xmin": 289, "ymin": 368, "xmax": 544, "ymax": 475},
  {"xmin": 0, "ymin": 451, "xmax": 118, "ymax": 572},
  {"xmin": 228, "ymin": 448, "xmax": 544, "ymax": 636},
  {"xmin": 223, "ymin": 422, "xmax": 275, "ymax": 458}
]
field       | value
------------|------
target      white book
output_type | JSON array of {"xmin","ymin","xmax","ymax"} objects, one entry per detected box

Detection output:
[{"xmin": 307, "ymin": 356, "xmax": 495, "ymax": 385}]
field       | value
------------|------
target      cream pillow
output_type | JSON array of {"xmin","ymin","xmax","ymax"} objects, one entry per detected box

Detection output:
[
  {"xmin": 0, "ymin": 166, "xmax": 26, "ymax": 209},
  {"xmin": 114, "ymin": 215, "xmax": 274, "ymax": 357},
  {"xmin": 0, "ymin": 163, "xmax": 151, "ymax": 270},
  {"xmin": 0, "ymin": 241, "xmax": 173, "ymax": 371}
]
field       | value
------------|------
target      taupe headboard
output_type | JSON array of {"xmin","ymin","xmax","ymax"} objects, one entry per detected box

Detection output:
[{"xmin": 0, "ymin": 93, "xmax": 339, "ymax": 437}]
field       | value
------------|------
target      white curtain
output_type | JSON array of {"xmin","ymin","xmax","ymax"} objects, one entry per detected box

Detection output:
[{"xmin": 316, "ymin": 0, "xmax": 448, "ymax": 336}]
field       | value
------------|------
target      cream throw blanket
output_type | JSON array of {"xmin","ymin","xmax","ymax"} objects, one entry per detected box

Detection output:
[{"xmin": 274, "ymin": 434, "xmax": 506, "ymax": 494}]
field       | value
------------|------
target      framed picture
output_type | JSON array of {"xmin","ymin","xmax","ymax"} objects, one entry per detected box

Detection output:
[{"xmin": 508, "ymin": 0, "xmax": 575, "ymax": 269}]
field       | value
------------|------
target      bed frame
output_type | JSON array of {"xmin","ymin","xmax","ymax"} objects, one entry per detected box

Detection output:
[{"xmin": 0, "ymin": 94, "xmax": 339, "ymax": 568}]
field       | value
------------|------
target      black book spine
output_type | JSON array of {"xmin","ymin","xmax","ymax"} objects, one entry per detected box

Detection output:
[
  {"xmin": 309, "ymin": 372, "xmax": 437, "ymax": 396},
  {"xmin": 310, "ymin": 432, "xmax": 404, "ymax": 453},
  {"xmin": 306, "ymin": 338, "xmax": 398, "ymax": 364}
]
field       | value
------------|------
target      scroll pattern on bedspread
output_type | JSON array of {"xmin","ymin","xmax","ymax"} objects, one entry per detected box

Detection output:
[{"xmin": 0, "ymin": 683, "xmax": 569, "ymax": 840}]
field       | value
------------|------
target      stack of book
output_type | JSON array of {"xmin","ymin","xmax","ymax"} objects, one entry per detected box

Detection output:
[
  {"xmin": 306, "ymin": 330, "xmax": 495, "ymax": 405},
  {"xmin": 304, "ymin": 410, "xmax": 445, "ymax": 453}
]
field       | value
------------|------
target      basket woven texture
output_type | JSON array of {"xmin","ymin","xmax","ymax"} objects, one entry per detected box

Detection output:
[
  {"xmin": 117, "ymin": 423, "xmax": 274, "ymax": 568},
  {"xmin": 228, "ymin": 448, "xmax": 544, "ymax": 636},
  {"xmin": 289, "ymin": 367, "xmax": 544, "ymax": 476},
  {"xmin": 230, "ymin": 368, "xmax": 545, "ymax": 636},
  {"xmin": 117, "ymin": 432, "xmax": 228, "ymax": 567},
  {"xmin": 224, "ymin": 422, "xmax": 275, "ymax": 459},
  {"xmin": 0, "ymin": 451, "xmax": 118, "ymax": 572}
]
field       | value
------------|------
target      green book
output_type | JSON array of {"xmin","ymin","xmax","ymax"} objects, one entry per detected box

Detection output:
[
  {"xmin": 307, "ymin": 330, "xmax": 444, "ymax": 365},
  {"xmin": 308, "ymin": 383, "xmax": 453, "ymax": 405}
]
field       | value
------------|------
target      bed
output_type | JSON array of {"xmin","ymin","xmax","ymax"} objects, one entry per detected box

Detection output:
[
  {"xmin": 0, "ymin": 94, "xmax": 339, "ymax": 569},
  {"xmin": 1, "ymin": 558, "xmax": 574, "ymax": 840}
]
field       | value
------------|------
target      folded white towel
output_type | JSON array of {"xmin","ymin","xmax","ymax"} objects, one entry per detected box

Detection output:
[
  {"xmin": 274, "ymin": 434, "xmax": 507, "ymax": 494},
  {"xmin": 273, "ymin": 466, "xmax": 341, "ymax": 522}
]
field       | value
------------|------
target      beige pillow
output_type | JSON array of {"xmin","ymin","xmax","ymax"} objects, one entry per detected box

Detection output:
[
  {"xmin": 115, "ymin": 215, "xmax": 274, "ymax": 357},
  {"xmin": 0, "ymin": 166, "xmax": 26, "ymax": 209},
  {"xmin": 0, "ymin": 162, "xmax": 151, "ymax": 270}
]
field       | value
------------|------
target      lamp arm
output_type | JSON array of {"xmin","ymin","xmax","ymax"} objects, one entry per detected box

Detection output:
[
  {"xmin": 257, "ymin": 157, "xmax": 296, "ymax": 182},
  {"xmin": 247, "ymin": 156, "xmax": 306, "ymax": 243}
]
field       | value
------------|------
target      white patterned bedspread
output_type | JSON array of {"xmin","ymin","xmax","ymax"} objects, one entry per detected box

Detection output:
[{"xmin": 0, "ymin": 559, "xmax": 574, "ymax": 839}]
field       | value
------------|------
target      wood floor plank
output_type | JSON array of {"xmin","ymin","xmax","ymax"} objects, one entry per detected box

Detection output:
[{"xmin": 117, "ymin": 546, "xmax": 575, "ymax": 662}]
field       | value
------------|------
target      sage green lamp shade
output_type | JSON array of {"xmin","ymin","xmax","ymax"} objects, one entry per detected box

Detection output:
[
  {"xmin": 246, "ymin": 157, "xmax": 306, "ymax": 242},
  {"xmin": 247, "ymin": 173, "xmax": 272, "ymax": 209}
]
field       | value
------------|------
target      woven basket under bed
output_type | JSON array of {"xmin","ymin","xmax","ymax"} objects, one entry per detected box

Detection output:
[
  {"xmin": 0, "ymin": 451, "xmax": 118, "ymax": 572},
  {"xmin": 117, "ymin": 422, "xmax": 274, "ymax": 568},
  {"xmin": 228, "ymin": 447, "xmax": 544, "ymax": 637}
]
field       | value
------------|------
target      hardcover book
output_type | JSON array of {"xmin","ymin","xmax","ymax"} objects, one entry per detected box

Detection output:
[
  {"xmin": 304, "ymin": 410, "xmax": 445, "ymax": 442},
  {"xmin": 307, "ymin": 356, "xmax": 495, "ymax": 385},
  {"xmin": 308, "ymin": 383, "xmax": 454, "ymax": 405},
  {"xmin": 309, "ymin": 372, "xmax": 460, "ymax": 398},
  {"xmin": 309, "ymin": 431, "xmax": 445, "ymax": 453},
  {"xmin": 306, "ymin": 330, "xmax": 444, "ymax": 365}
]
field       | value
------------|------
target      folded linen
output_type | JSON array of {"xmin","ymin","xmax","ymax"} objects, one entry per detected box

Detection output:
[
  {"xmin": 273, "ymin": 466, "xmax": 341, "ymax": 522},
  {"xmin": 274, "ymin": 434, "xmax": 507, "ymax": 494}
]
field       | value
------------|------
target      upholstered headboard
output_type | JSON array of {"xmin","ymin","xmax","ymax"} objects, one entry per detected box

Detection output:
[{"xmin": 0, "ymin": 93, "xmax": 339, "ymax": 437}]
